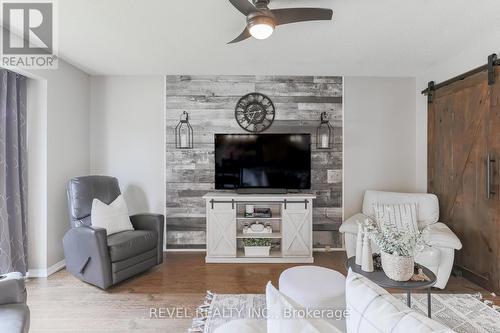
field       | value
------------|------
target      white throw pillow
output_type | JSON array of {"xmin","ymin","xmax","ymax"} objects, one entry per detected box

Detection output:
[
  {"xmin": 91, "ymin": 195, "xmax": 134, "ymax": 235},
  {"xmin": 266, "ymin": 282, "xmax": 343, "ymax": 333},
  {"xmin": 345, "ymin": 269, "xmax": 454, "ymax": 333},
  {"xmin": 373, "ymin": 202, "xmax": 419, "ymax": 234}
]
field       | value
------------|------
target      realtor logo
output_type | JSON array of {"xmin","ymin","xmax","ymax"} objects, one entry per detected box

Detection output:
[{"xmin": 1, "ymin": 0, "xmax": 58, "ymax": 68}]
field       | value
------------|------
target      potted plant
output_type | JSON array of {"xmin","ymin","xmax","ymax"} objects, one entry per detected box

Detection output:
[
  {"xmin": 364, "ymin": 220, "xmax": 426, "ymax": 281},
  {"xmin": 243, "ymin": 238, "xmax": 272, "ymax": 257}
]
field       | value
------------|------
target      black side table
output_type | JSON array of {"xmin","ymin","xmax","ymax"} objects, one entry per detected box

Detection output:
[{"xmin": 346, "ymin": 256, "xmax": 437, "ymax": 318}]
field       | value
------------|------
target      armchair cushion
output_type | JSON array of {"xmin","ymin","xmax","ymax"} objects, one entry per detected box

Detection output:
[
  {"xmin": 0, "ymin": 272, "xmax": 26, "ymax": 305},
  {"xmin": 423, "ymin": 222, "xmax": 462, "ymax": 250},
  {"xmin": 107, "ymin": 230, "xmax": 157, "ymax": 262}
]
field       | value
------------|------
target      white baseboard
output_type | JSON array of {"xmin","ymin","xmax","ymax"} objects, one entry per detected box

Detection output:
[{"xmin": 27, "ymin": 259, "xmax": 66, "ymax": 278}]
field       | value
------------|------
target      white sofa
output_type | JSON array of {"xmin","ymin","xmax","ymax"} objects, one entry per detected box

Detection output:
[
  {"xmin": 214, "ymin": 270, "xmax": 454, "ymax": 333},
  {"xmin": 339, "ymin": 190, "xmax": 462, "ymax": 289}
]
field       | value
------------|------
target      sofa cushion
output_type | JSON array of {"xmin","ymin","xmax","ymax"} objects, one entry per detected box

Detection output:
[
  {"xmin": 362, "ymin": 191, "xmax": 439, "ymax": 228},
  {"xmin": 0, "ymin": 303, "xmax": 30, "ymax": 333},
  {"xmin": 346, "ymin": 269, "xmax": 454, "ymax": 333},
  {"xmin": 107, "ymin": 230, "xmax": 157, "ymax": 262}
]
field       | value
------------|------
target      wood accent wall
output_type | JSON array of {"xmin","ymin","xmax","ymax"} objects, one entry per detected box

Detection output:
[{"xmin": 165, "ymin": 75, "xmax": 343, "ymax": 249}]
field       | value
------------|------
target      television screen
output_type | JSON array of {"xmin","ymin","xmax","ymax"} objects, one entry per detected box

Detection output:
[{"xmin": 215, "ymin": 134, "xmax": 311, "ymax": 190}]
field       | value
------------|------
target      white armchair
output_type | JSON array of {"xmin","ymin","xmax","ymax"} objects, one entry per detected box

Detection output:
[{"xmin": 339, "ymin": 190, "xmax": 462, "ymax": 289}]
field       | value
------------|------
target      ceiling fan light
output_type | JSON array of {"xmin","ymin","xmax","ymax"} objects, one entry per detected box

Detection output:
[
  {"xmin": 249, "ymin": 23, "xmax": 274, "ymax": 39},
  {"xmin": 248, "ymin": 16, "xmax": 275, "ymax": 40}
]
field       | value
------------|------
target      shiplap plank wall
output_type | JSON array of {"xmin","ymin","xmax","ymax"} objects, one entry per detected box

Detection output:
[{"xmin": 165, "ymin": 75, "xmax": 343, "ymax": 249}]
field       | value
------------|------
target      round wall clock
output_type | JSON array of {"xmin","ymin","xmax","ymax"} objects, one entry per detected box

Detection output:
[{"xmin": 235, "ymin": 92, "xmax": 275, "ymax": 133}]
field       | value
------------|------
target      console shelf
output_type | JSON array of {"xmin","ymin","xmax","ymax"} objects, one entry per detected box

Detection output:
[
  {"xmin": 236, "ymin": 232, "xmax": 282, "ymax": 239},
  {"xmin": 236, "ymin": 214, "xmax": 282, "ymax": 220},
  {"xmin": 203, "ymin": 192, "xmax": 315, "ymax": 264}
]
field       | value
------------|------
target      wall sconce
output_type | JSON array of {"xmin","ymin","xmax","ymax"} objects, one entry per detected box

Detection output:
[
  {"xmin": 316, "ymin": 112, "xmax": 333, "ymax": 149},
  {"xmin": 175, "ymin": 111, "xmax": 193, "ymax": 149}
]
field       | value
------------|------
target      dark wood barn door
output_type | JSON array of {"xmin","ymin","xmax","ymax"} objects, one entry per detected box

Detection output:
[{"xmin": 428, "ymin": 69, "xmax": 500, "ymax": 292}]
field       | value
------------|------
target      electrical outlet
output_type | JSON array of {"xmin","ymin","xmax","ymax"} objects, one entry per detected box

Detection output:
[{"xmin": 327, "ymin": 170, "xmax": 337, "ymax": 184}]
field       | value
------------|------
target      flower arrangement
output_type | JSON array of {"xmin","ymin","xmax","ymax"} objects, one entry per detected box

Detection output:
[
  {"xmin": 243, "ymin": 238, "xmax": 272, "ymax": 247},
  {"xmin": 363, "ymin": 219, "xmax": 427, "ymax": 257}
]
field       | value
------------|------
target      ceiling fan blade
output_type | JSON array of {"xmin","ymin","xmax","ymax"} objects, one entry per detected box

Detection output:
[
  {"xmin": 271, "ymin": 8, "xmax": 333, "ymax": 26},
  {"xmin": 229, "ymin": 0, "xmax": 257, "ymax": 16},
  {"xmin": 228, "ymin": 27, "xmax": 252, "ymax": 44}
]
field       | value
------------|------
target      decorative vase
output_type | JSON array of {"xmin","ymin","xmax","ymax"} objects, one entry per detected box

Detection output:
[
  {"xmin": 355, "ymin": 223, "xmax": 364, "ymax": 265},
  {"xmin": 361, "ymin": 230, "xmax": 374, "ymax": 272},
  {"xmin": 381, "ymin": 251, "xmax": 414, "ymax": 281}
]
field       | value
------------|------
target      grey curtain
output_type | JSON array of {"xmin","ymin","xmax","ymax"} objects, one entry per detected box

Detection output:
[{"xmin": 0, "ymin": 69, "xmax": 27, "ymax": 275}]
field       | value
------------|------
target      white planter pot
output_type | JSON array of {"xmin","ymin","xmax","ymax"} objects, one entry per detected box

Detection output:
[
  {"xmin": 381, "ymin": 251, "xmax": 414, "ymax": 281},
  {"xmin": 244, "ymin": 246, "xmax": 271, "ymax": 257}
]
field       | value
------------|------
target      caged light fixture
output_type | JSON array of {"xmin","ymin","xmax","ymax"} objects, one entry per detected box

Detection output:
[
  {"xmin": 175, "ymin": 111, "xmax": 193, "ymax": 149},
  {"xmin": 316, "ymin": 112, "xmax": 333, "ymax": 149}
]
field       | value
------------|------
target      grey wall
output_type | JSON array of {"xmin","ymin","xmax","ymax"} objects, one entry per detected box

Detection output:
[
  {"xmin": 90, "ymin": 76, "xmax": 165, "ymax": 218},
  {"xmin": 165, "ymin": 75, "xmax": 343, "ymax": 249},
  {"xmin": 343, "ymin": 77, "xmax": 417, "ymax": 218},
  {"xmin": 24, "ymin": 59, "xmax": 91, "ymax": 272}
]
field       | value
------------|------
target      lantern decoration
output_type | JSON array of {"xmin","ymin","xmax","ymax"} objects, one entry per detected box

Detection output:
[
  {"xmin": 175, "ymin": 111, "xmax": 193, "ymax": 149},
  {"xmin": 316, "ymin": 112, "xmax": 333, "ymax": 149}
]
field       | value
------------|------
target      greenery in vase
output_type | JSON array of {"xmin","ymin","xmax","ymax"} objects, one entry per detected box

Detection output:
[
  {"xmin": 243, "ymin": 238, "xmax": 272, "ymax": 247},
  {"xmin": 363, "ymin": 219, "xmax": 427, "ymax": 257}
]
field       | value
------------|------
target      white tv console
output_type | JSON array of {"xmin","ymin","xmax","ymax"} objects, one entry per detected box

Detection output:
[{"xmin": 203, "ymin": 192, "xmax": 316, "ymax": 263}]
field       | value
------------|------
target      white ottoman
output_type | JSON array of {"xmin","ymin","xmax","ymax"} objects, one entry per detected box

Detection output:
[{"xmin": 279, "ymin": 266, "xmax": 346, "ymax": 310}]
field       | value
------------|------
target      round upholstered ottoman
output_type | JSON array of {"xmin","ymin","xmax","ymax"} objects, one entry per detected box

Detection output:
[{"xmin": 279, "ymin": 266, "xmax": 346, "ymax": 309}]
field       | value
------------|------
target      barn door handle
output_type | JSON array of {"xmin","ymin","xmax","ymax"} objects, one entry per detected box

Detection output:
[{"xmin": 487, "ymin": 154, "xmax": 496, "ymax": 198}]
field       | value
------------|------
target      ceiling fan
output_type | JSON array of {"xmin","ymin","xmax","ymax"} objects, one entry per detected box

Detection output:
[{"xmin": 228, "ymin": 0, "xmax": 333, "ymax": 43}]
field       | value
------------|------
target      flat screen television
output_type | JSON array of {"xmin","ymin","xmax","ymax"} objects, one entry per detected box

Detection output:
[{"xmin": 215, "ymin": 134, "xmax": 311, "ymax": 190}]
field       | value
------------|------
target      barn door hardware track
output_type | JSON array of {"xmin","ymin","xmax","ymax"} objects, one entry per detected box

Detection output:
[{"xmin": 422, "ymin": 53, "xmax": 499, "ymax": 101}]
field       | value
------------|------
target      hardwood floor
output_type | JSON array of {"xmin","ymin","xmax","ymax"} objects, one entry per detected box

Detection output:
[{"xmin": 26, "ymin": 252, "xmax": 498, "ymax": 333}]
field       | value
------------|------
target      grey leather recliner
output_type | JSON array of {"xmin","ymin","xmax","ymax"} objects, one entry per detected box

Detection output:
[
  {"xmin": 0, "ymin": 272, "xmax": 30, "ymax": 333},
  {"xmin": 63, "ymin": 176, "xmax": 164, "ymax": 289}
]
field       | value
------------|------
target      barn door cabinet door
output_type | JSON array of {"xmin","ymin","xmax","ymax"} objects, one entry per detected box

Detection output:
[
  {"xmin": 282, "ymin": 203, "xmax": 312, "ymax": 257},
  {"xmin": 428, "ymin": 67, "xmax": 500, "ymax": 293},
  {"xmin": 206, "ymin": 202, "xmax": 236, "ymax": 257}
]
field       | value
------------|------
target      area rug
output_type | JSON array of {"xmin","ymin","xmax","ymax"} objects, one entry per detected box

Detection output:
[{"xmin": 188, "ymin": 292, "xmax": 500, "ymax": 333}]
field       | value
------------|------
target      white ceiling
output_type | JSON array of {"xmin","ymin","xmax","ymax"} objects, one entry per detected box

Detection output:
[{"xmin": 57, "ymin": 0, "xmax": 500, "ymax": 76}]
